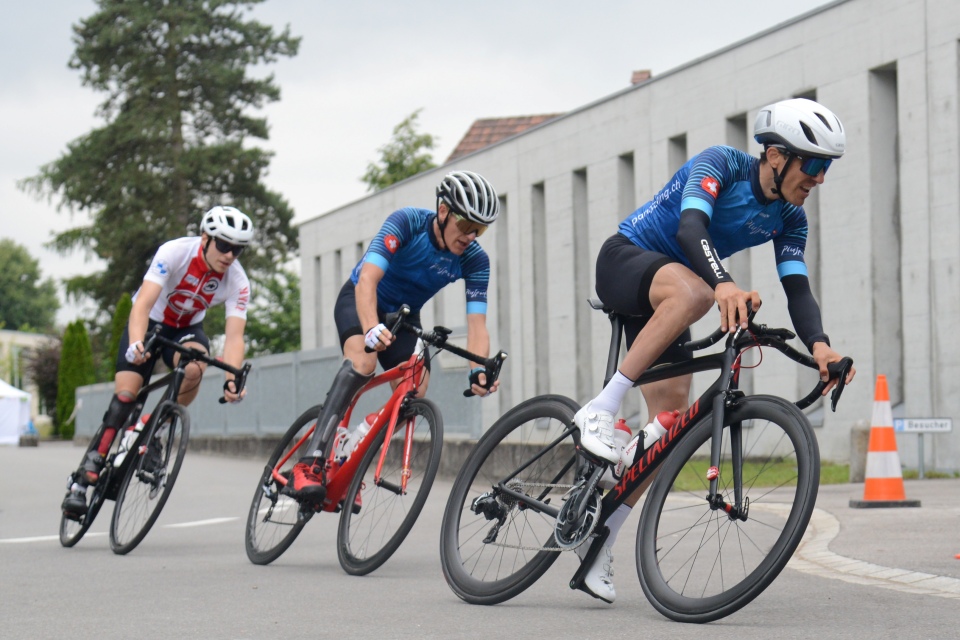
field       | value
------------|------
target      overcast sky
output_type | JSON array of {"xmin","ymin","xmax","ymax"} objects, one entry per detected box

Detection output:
[{"xmin": 1, "ymin": 0, "xmax": 836, "ymax": 325}]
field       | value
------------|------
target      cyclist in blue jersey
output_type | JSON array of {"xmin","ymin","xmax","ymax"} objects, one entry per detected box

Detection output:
[
  {"xmin": 574, "ymin": 98, "xmax": 857, "ymax": 603},
  {"xmin": 288, "ymin": 171, "xmax": 502, "ymax": 503}
]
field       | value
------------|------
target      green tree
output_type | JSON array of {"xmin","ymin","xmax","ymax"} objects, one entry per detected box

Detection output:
[
  {"xmin": 0, "ymin": 239, "xmax": 60, "ymax": 332},
  {"xmin": 362, "ymin": 109, "xmax": 437, "ymax": 192},
  {"xmin": 56, "ymin": 321, "xmax": 96, "ymax": 439},
  {"xmin": 19, "ymin": 0, "xmax": 300, "ymax": 320},
  {"xmin": 245, "ymin": 268, "xmax": 301, "ymax": 356},
  {"xmin": 105, "ymin": 292, "xmax": 133, "ymax": 379}
]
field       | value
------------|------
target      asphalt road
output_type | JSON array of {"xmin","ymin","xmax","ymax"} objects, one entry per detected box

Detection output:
[{"xmin": 2, "ymin": 442, "xmax": 958, "ymax": 640}]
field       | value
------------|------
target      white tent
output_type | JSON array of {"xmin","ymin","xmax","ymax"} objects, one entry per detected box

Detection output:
[{"xmin": 0, "ymin": 379, "xmax": 30, "ymax": 445}]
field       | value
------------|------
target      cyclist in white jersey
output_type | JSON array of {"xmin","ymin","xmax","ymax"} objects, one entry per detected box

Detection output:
[{"xmin": 62, "ymin": 206, "xmax": 253, "ymax": 516}]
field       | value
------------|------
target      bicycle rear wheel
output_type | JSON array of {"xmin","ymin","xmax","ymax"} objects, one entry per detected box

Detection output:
[
  {"xmin": 439, "ymin": 395, "xmax": 580, "ymax": 605},
  {"xmin": 245, "ymin": 405, "xmax": 319, "ymax": 565},
  {"xmin": 338, "ymin": 398, "xmax": 443, "ymax": 575},
  {"xmin": 637, "ymin": 395, "xmax": 819, "ymax": 623},
  {"xmin": 110, "ymin": 403, "xmax": 190, "ymax": 555}
]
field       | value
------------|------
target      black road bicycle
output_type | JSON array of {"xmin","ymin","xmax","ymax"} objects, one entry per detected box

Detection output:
[
  {"xmin": 60, "ymin": 326, "xmax": 251, "ymax": 554},
  {"xmin": 439, "ymin": 299, "xmax": 852, "ymax": 623}
]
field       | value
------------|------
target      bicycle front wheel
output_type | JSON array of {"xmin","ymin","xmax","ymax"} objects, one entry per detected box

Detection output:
[
  {"xmin": 60, "ymin": 477, "xmax": 108, "ymax": 548},
  {"xmin": 245, "ymin": 405, "xmax": 319, "ymax": 565},
  {"xmin": 338, "ymin": 398, "xmax": 443, "ymax": 575},
  {"xmin": 110, "ymin": 403, "xmax": 190, "ymax": 555},
  {"xmin": 637, "ymin": 395, "xmax": 820, "ymax": 623},
  {"xmin": 440, "ymin": 394, "xmax": 580, "ymax": 605}
]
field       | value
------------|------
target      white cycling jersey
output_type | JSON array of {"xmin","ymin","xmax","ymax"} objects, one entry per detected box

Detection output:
[{"xmin": 134, "ymin": 236, "xmax": 250, "ymax": 328}]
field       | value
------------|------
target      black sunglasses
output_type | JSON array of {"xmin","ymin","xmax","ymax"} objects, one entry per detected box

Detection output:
[{"xmin": 213, "ymin": 237, "xmax": 245, "ymax": 256}]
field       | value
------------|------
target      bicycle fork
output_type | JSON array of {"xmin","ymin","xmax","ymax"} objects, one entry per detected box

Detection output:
[{"xmin": 706, "ymin": 349, "xmax": 749, "ymax": 521}]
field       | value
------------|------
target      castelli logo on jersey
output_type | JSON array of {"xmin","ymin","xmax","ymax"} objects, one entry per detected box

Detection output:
[
  {"xmin": 384, "ymin": 235, "xmax": 400, "ymax": 254},
  {"xmin": 700, "ymin": 176, "xmax": 720, "ymax": 197}
]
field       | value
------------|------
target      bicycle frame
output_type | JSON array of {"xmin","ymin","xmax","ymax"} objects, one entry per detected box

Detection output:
[{"xmin": 269, "ymin": 350, "xmax": 428, "ymax": 512}]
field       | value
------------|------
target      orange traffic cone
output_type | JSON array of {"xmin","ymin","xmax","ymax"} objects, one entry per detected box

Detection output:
[{"xmin": 849, "ymin": 375, "xmax": 920, "ymax": 508}]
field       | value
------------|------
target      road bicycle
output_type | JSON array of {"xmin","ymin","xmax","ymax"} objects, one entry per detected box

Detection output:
[
  {"xmin": 439, "ymin": 299, "xmax": 852, "ymax": 623},
  {"xmin": 59, "ymin": 326, "xmax": 251, "ymax": 555},
  {"xmin": 245, "ymin": 305, "xmax": 507, "ymax": 575}
]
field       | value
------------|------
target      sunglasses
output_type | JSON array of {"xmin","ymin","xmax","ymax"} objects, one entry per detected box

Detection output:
[
  {"xmin": 213, "ymin": 237, "xmax": 245, "ymax": 256},
  {"xmin": 450, "ymin": 211, "xmax": 488, "ymax": 237},
  {"xmin": 795, "ymin": 155, "xmax": 833, "ymax": 177}
]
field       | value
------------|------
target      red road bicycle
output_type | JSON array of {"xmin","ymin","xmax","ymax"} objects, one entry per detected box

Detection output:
[{"xmin": 245, "ymin": 305, "xmax": 506, "ymax": 575}]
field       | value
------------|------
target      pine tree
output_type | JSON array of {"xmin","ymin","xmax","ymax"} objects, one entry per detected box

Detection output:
[{"xmin": 20, "ymin": 0, "xmax": 300, "ymax": 318}]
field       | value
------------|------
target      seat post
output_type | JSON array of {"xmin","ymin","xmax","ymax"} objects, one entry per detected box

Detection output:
[{"xmin": 603, "ymin": 312, "xmax": 623, "ymax": 389}]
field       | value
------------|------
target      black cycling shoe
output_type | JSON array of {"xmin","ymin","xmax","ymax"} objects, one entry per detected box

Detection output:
[{"xmin": 62, "ymin": 489, "xmax": 88, "ymax": 519}]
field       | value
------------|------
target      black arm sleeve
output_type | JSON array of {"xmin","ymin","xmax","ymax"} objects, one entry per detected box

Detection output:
[
  {"xmin": 781, "ymin": 274, "xmax": 830, "ymax": 352},
  {"xmin": 675, "ymin": 209, "xmax": 733, "ymax": 289}
]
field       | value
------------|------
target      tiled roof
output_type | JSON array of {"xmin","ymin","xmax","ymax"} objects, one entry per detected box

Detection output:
[{"xmin": 446, "ymin": 114, "xmax": 564, "ymax": 162}]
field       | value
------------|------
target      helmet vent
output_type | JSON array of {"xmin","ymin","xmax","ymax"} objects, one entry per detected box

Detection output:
[
  {"xmin": 814, "ymin": 112, "xmax": 834, "ymax": 131},
  {"xmin": 800, "ymin": 122, "xmax": 818, "ymax": 145}
]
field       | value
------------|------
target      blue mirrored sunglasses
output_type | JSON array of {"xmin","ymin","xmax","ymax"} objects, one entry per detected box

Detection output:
[{"xmin": 798, "ymin": 156, "xmax": 833, "ymax": 177}]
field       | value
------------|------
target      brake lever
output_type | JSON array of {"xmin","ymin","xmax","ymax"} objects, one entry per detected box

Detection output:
[
  {"xmin": 827, "ymin": 357, "xmax": 854, "ymax": 412},
  {"xmin": 219, "ymin": 362, "xmax": 252, "ymax": 404},
  {"xmin": 364, "ymin": 304, "xmax": 411, "ymax": 353},
  {"xmin": 462, "ymin": 351, "xmax": 508, "ymax": 398}
]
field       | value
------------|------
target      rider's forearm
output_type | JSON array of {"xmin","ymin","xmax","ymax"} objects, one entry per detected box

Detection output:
[
  {"xmin": 222, "ymin": 317, "xmax": 247, "ymax": 373},
  {"xmin": 466, "ymin": 314, "xmax": 490, "ymax": 366},
  {"xmin": 355, "ymin": 266, "xmax": 383, "ymax": 332},
  {"xmin": 781, "ymin": 274, "xmax": 829, "ymax": 352},
  {"xmin": 676, "ymin": 209, "xmax": 734, "ymax": 288}
]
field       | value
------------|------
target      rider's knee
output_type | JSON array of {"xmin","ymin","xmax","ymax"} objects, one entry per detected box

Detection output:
[{"xmin": 102, "ymin": 393, "xmax": 136, "ymax": 428}]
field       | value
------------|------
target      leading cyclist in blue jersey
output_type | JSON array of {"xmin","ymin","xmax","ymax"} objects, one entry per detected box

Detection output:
[
  {"xmin": 574, "ymin": 98, "xmax": 857, "ymax": 603},
  {"xmin": 288, "ymin": 171, "xmax": 501, "ymax": 503}
]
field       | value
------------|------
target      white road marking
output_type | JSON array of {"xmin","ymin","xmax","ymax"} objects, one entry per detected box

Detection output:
[{"xmin": 0, "ymin": 517, "xmax": 238, "ymax": 544}]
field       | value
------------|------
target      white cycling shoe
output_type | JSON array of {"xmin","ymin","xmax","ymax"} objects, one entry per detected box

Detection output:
[
  {"xmin": 576, "ymin": 541, "xmax": 616, "ymax": 604},
  {"xmin": 574, "ymin": 402, "xmax": 619, "ymax": 463}
]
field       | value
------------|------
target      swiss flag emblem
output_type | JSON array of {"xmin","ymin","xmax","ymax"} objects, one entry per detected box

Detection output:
[
  {"xmin": 700, "ymin": 176, "xmax": 720, "ymax": 197},
  {"xmin": 384, "ymin": 234, "xmax": 400, "ymax": 254}
]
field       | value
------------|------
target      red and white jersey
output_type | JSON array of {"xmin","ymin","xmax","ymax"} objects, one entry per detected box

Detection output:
[{"xmin": 135, "ymin": 237, "xmax": 250, "ymax": 328}]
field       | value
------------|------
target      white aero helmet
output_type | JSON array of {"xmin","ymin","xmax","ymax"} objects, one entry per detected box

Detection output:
[
  {"xmin": 201, "ymin": 205, "xmax": 255, "ymax": 245},
  {"xmin": 754, "ymin": 98, "xmax": 845, "ymax": 159},
  {"xmin": 436, "ymin": 171, "xmax": 500, "ymax": 225}
]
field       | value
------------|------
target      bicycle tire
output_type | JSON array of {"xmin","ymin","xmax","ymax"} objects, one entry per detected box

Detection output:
[
  {"xmin": 245, "ymin": 405, "xmax": 320, "ymax": 565},
  {"xmin": 637, "ymin": 395, "xmax": 820, "ymax": 623},
  {"xmin": 439, "ymin": 394, "xmax": 580, "ymax": 605},
  {"xmin": 338, "ymin": 398, "xmax": 443, "ymax": 575},
  {"xmin": 109, "ymin": 403, "xmax": 190, "ymax": 555}
]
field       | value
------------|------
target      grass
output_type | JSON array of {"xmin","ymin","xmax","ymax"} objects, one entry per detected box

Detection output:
[{"xmin": 672, "ymin": 459, "xmax": 851, "ymax": 492}]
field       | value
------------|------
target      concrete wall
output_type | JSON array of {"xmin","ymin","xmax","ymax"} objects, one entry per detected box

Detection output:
[{"xmin": 297, "ymin": 0, "xmax": 960, "ymax": 471}]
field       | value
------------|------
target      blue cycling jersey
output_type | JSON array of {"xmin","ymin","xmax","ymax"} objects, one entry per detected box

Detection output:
[
  {"xmin": 351, "ymin": 207, "xmax": 490, "ymax": 315},
  {"xmin": 618, "ymin": 145, "xmax": 809, "ymax": 279}
]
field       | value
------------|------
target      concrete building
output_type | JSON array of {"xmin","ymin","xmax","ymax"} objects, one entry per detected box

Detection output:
[{"xmin": 298, "ymin": 0, "xmax": 960, "ymax": 470}]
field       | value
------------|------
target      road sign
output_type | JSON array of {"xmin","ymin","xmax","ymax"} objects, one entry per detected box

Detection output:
[{"xmin": 893, "ymin": 418, "xmax": 953, "ymax": 433}]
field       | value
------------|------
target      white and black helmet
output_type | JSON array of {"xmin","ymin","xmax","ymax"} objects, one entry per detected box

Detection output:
[
  {"xmin": 754, "ymin": 98, "xmax": 845, "ymax": 159},
  {"xmin": 201, "ymin": 205, "xmax": 255, "ymax": 245},
  {"xmin": 436, "ymin": 171, "xmax": 500, "ymax": 225}
]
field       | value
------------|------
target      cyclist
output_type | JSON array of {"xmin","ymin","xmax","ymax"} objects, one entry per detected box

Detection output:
[
  {"xmin": 286, "ymin": 170, "xmax": 501, "ymax": 504},
  {"xmin": 62, "ymin": 206, "xmax": 253, "ymax": 516},
  {"xmin": 574, "ymin": 98, "xmax": 857, "ymax": 603}
]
